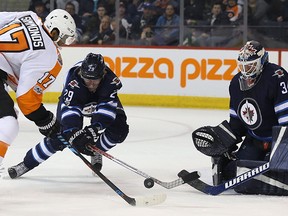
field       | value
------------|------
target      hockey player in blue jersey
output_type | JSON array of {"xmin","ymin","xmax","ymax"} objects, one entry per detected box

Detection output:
[
  {"xmin": 191, "ymin": 40, "xmax": 288, "ymax": 195},
  {"xmin": 8, "ymin": 53, "xmax": 129, "ymax": 178}
]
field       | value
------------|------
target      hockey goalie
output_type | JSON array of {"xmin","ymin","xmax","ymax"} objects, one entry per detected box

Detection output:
[{"xmin": 192, "ymin": 40, "xmax": 288, "ymax": 196}]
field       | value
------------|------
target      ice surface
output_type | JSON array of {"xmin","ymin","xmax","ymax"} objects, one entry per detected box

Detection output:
[{"xmin": 1, "ymin": 105, "xmax": 287, "ymax": 216}]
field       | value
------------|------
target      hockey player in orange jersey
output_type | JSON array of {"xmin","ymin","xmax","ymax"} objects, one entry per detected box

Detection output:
[{"xmin": 0, "ymin": 9, "xmax": 76, "ymax": 176}]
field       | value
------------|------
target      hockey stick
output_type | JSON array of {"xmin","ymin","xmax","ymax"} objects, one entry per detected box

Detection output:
[
  {"xmin": 178, "ymin": 126, "xmax": 287, "ymax": 195},
  {"xmin": 178, "ymin": 163, "xmax": 269, "ymax": 195},
  {"xmin": 57, "ymin": 135, "xmax": 167, "ymax": 206},
  {"xmin": 87, "ymin": 144, "xmax": 200, "ymax": 189}
]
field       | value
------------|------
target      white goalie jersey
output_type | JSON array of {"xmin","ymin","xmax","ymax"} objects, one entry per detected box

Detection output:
[{"xmin": 0, "ymin": 11, "xmax": 63, "ymax": 116}]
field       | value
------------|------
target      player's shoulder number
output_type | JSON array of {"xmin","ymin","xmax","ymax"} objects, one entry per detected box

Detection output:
[
  {"xmin": 0, "ymin": 23, "xmax": 29, "ymax": 52},
  {"xmin": 280, "ymin": 82, "xmax": 288, "ymax": 94}
]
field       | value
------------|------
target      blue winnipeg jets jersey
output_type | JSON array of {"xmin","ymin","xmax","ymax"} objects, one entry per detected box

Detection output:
[
  {"xmin": 57, "ymin": 63, "xmax": 123, "ymax": 132},
  {"xmin": 229, "ymin": 62, "xmax": 288, "ymax": 142}
]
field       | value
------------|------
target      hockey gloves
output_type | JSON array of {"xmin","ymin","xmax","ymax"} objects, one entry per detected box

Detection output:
[
  {"xmin": 36, "ymin": 111, "xmax": 60, "ymax": 138},
  {"xmin": 192, "ymin": 120, "xmax": 241, "ymax": 157},
  {"xmin": 66, "ymin": 126, "xmax": 99, "ymax": 156}
]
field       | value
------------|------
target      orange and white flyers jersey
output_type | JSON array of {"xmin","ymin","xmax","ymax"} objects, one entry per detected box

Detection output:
[{"xmin": 0, "ymin": 11, "xmax": 63, "ymax": 116}]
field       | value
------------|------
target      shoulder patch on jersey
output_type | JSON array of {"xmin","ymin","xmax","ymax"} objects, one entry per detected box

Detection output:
[
  {"xmin": 111, "ymin": 77, "xmax": 121, "ymax": 86},
  {"xmin": 33, "ymin": 85, "xmax": 43, "ymax": 94},
  {"xmin": 68, "ymin": 79, "xmax": 80, "ymax": 89},
  {"xmin": 272, "ymin": 69, "xmax": 285, "ymax": 78}
]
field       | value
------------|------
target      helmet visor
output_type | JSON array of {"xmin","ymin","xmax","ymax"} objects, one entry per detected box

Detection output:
[{"xmin": 238, "ymin": 60, "xmax": 258, "ymax": 78}]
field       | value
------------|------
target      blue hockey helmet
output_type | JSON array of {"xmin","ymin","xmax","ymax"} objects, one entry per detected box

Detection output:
[
  {"xmin": 237, "ymin": 40, "xmax": 268, "ymax": 90},
  {"xmin": 80, "ymin": 53, "xmax": 105, "ymax": 80}
]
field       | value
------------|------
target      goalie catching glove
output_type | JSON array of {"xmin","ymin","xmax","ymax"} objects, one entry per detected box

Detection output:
[
  {"xmin": 192, "ymin": 120, "xmax": 241, "ymax": 157},
  {"xmin": 65, "ymin": 125, "xmax": 99, "ymax": 156}
]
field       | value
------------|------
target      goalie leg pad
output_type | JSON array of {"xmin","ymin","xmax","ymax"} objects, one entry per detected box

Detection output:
[
  {"xmin": 234, "ymin": 160, "xmax": 288, "ymax": 196},
  {"xmin": 192, "ymin": 120, "xmax": 240, "ymax": 156},
  {"xmin": 270, "ymin": 126, "xmax": 288, "ymax": 171}
]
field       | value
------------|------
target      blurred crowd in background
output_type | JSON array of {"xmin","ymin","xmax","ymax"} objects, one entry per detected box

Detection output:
[{"xmin": 1, "ymin": 0, "xmax": 288, "ymax": 48}]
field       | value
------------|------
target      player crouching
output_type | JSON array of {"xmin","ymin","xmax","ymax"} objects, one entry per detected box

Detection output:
[
  {"xmin": 7, "ymin": 53, "xmax": 129, "ymax": 179},
  {"xmin": 192, "ymin": 41, "xmax": 288, "ymax": 196}
]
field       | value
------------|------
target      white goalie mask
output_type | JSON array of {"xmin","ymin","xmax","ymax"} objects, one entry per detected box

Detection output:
[
  {"xmin": 44, "ymin": 9, "xmax": 76, "ymax": 45},
  {"xmin": 237, "ymin": 40, "xmax": 268, "ymax": 91}
]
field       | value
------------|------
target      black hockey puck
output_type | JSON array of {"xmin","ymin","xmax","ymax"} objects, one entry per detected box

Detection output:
[{"xmin": 144, "ymin": 178, "xmax": 154, "ymax": 188}]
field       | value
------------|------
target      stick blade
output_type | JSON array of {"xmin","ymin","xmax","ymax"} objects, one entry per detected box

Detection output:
[
  {"xmin": 135, "ymin": 193, "xmax": 167, "ymax": 206},
  {"xmin": 181, "ymin": 170, "xmax": 201, "ymax": 183}
]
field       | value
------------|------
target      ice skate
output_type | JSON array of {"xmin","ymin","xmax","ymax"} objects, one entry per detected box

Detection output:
[
  {"xmin": 91, "ymin": 152, "xmax": 102, "ymax": 176},
  {"xmin": 8, "ymin": 162, "xmax": 30, "ymax": 179}
]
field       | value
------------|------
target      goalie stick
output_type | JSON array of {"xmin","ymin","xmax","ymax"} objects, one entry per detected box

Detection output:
[
  {"xmin": 57, "ymin": 135, "xmax": 167, "ymax": 206},
  {"xmin": 178, "ymin": 126, "xmax": 287, "ymax": 195},
  {"xmin": 87, "ymin": 144, "xmax": 200, "ymax": 189},
  {"xmin": 178, "ymin": 163, "xmax": 269, "ymax": 195}
]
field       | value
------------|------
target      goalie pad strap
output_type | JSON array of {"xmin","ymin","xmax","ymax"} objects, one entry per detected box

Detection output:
[{"xmin": 192, "ymin": 120, "xmax": 239, "ymax": 157}]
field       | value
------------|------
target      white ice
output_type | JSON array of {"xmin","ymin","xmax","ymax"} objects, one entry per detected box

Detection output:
[{"xmin": 1, "ymin": 105, "xmax": 287, "ymax": 216}]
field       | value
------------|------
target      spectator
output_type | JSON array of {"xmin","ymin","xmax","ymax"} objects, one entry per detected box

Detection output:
[
  {"xmin": 189, "ymin": 1, "xmax": 232, "ymax": 47},
  {"xmin": 261, "ymin": 0, "xmax": 288, "ymax": 42},
  {"xmin": 225, "ymin": 0, "xmax": 241, "ymax": 23},
  {"xmin": 248, "ymin": 0, "xmax": 269, "ymax": 25},
  {"xmin": 265, "ymin": 0, "xmax": 288, "ymax": 23},
  {"xmin": 34, "ymin": 1, "xmax": 49, "ymax": 22},
  {"xmin": 152, "ymin": 4, "xmax": 180, "ymax": 45},
  {"xmin": 184, "ymin": 0, "xmax": 206, "ymax": 25},
  {"xmin": 111, "ymin": 1, "xmax": 133, "ymax": 41},
  {"xmin": 152, "ymin": 0, "xmax": 179, "ymax": 17},
  {"xmin": 90, "ymin": 15, "xmax": 115, "ymax": 45},
  {"xmin": 81, "ymin": 3, "xmax": 107, "ymax": 44},
  {"xmin": 57, "ymin": 0, "xmax": 79, "ymax": 14},
  {"xmin": 65, "ymin": 2, "xmax": 85, "ymax": 43},
  {"xmin": 137, "ymin": 0, "xmax": 156, "ymax": 13},
  {"xmin": 28, "ymin": 0, "xmax": 51, "ymax": 12},
  {"xmin": 78, "ymin": 0, "xmax": 95, "ymax": 17},
  {"xmin": 82, "ymin": 3, "xmax": 107, "ymax": 43},
  {"xmin": 126, "ymin": 0, "xmax": 143, "ymax": 19},
  {"xmin": 96, "ymin": 3, "xmax": 107, "ymax": 20},
  {"xmin": 139, "ymin": 24, "xmax": 154, "ymax": 45},
  {"xmin": 98, "ymin": 0, "xmax": 115, "ymax": 16},
  {"xmin": 206, "ymin": 2, "xmax": 230, "ymax": 26},
  {"xmin": 131, "ymin": 2, "xmax": 158, "ymax": 40}
]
